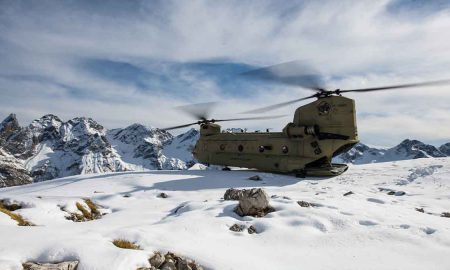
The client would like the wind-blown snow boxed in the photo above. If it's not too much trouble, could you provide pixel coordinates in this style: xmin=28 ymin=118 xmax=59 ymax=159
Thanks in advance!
xmin=0 ymin=158 xmax=449 ymax=270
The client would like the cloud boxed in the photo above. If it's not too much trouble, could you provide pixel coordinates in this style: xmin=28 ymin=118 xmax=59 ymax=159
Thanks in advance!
xmin=0 ymin=0 xmax=450 ymax=146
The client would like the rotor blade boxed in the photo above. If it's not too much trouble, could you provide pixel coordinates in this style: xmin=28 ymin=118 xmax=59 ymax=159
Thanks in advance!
xmin=175 ymin=102 xmax=217 ymax=120
xmin=161 ymin=122 xmax=199 ymax=131
xmin=241 ymin=94 xmax=318 ymax=114
xmin=214 ymin=115 xmax=288 ymax=122
xmin=340 ymin=79 xmax=450 ymax=93
xmin=240 ymin=60 xmax=325 ymax=90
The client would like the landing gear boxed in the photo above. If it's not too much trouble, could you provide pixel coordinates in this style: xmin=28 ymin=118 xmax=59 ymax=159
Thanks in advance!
xmin=295 ymin=170 xmax=306 ymax=178
xmin=304 ymin=163 xmax=348 ymax=177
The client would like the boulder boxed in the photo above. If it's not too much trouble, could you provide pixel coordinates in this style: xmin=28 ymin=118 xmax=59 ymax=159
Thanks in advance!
xmin=234 ymin=188 xmax=275 ymax=217
xmin=224 ymin=188 xmax=244 ymax=200
xmin=158 ymin=192 xmax=168 ymax=198
xmin=160 ymin=259 xmax=176 ymax=270
xmin=229 ymin=224 xmax=245 ymax=232
xmin=248 ymin=175 xmax=262 ymax=181
xmin=297 ymin=201 xmax=311 ymax=207
xmin=147 ymin=252 xmax=203 ymax=270
xmin=22 ymin=261 xmax=78 ymax=270
xmin=247 ymin=225 xmax=257 ymax=234
xmin=149 ymin=252 xmax=165 ymax=268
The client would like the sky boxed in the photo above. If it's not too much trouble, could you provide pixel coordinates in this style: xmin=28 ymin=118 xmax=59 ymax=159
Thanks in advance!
xmin=1 ymin=0 xmax=450 ymax=147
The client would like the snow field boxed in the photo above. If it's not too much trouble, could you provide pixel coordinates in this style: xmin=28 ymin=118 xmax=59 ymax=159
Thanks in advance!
xmin=0 ymin=158 xmax=449 ymax=270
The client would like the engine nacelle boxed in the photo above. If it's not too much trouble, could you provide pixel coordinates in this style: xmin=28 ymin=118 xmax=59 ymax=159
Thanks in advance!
xmin=282 ymin=123 xmax=318 ymax=138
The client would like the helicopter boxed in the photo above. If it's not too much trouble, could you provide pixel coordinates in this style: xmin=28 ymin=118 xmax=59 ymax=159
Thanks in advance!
xmin=163 ymin=61 xmax=450 ymax=177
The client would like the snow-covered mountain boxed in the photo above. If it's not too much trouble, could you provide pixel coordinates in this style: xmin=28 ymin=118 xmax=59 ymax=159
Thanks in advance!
xmin=0 ymin=148 xmax=32 ymax=188
xmin=334 ymin=140 xmax=448 ymax=164
xmin=0 ymin=114 xmax=198 ymax=186
xmin=0 ymin=113 xmax=448 ymax=187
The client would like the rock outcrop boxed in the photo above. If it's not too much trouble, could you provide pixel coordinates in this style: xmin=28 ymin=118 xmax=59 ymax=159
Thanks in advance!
xmin=334 ymin=140 xmax=448 ymax=164
xmin=22 ymin=261 xmax=79 ymax=270
xmin=232 ymin=188 xmax=275 ymax=217
xmin=0 ymin=148 xmax=32 ymax=187
xmin=439 ymin=143 xmax=450 ymax=156
xmin=0 ymin=114 xmax=198 ymax=187
xmin=139 ymin=252 xmax=203 ymax=270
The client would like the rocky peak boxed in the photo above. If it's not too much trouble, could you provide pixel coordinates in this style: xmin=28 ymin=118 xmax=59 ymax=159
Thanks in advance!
xmin=0 ymin=147 xmax=32 ymax=187
xmin=0 ymin=113 xmax=19 ymax=131
xmin=0 ymin=114 xmax=21 ymax=145
xmin=176 ymin=128 xmax=199 ymax=143
xmin=30 ymin=114 xmax=62 ymax=130
xmin=334 ymin=139 xmax=448 ymax=164
xmin=439 ymin=143 xmax=450 ymax=156
xmin=109 ymin=124 xmax=172 ymax=146
xmin=394 ymin=139 xmax=445 ymax=158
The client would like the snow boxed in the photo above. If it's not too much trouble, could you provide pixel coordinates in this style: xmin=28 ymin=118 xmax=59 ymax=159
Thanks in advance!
xmin=161 ymin=128 xmax=198 ymax=163
xmin=0 ymin=158 xmax=449 ymax=270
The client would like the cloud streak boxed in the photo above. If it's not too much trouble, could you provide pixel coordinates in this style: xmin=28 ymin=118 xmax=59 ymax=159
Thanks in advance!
xmin=0 ymin=0 xmax=450 ymax=146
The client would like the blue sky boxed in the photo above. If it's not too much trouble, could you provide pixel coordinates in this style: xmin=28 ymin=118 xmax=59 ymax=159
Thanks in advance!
xmin=1 ymin=0 xmax=450 ymax=146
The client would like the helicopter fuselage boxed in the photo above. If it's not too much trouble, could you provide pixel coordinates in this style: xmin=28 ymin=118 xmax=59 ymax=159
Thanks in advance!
xmin=192 ymin=95 xmax=359 ymax=176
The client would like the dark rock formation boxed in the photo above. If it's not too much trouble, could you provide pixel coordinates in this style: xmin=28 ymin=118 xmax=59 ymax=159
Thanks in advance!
xmin=234 ymin=188 xmax=275 ymax=217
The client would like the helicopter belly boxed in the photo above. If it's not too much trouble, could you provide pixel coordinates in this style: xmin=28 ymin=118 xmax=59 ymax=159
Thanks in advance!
xmin=193 ymin=133 xmax=337 ymax=173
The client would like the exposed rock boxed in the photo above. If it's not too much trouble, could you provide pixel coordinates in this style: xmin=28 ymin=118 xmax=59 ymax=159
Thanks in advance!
xmin=176 ymin=260 xmax=193 ymax=270
xmin=247 ymin=225 xmax=257 ymax=234
xmin=229 ymin=224 xmax=245 ymax=232
xmin=148 ymin=252 xmax=203 ymax=270
xmin=0 ymin=148 xmax=32 ymax=187
xmin=224 ymin=188 xmax=244 ymax=200
xmin=160 ymin=259 xmax=176 ymax=270
xmin=149 ymin=252 xmax=165 ymax=268
xmin=0 ymin=114 xmax=198 ymax=187
xmin=334 ymin=139 xmax=447 ymax=164
xmin=0 ymin=199 xmax=22 ymax=211
xmin=234 ymin=188 xmax=275 ymax=217
xmin=0 ymin=114 xmax=21 ymax=146
xmin=441 ymin=212 xmax=450 ymax=218
xmin=158 ymin=192 xmax=168 ymax=199
xmin=22 ymin=261 xmax=78 ymax=270
xmin=415 ymin=208 xmax=425 ymax=213
xmin=297 ymin=201 xmax=311 ymax=207
xmin=248 ymin=175 xmax=262 ymax=181
xmin=387 ymin=191 xmax=396 ymax=195
xmin=395 ymin=191 xmax=406 ymax=196
xmin=439 ymin=142 xmax=450 ymax=156
xmin=343 ymin=191 xmax=354 ymax=196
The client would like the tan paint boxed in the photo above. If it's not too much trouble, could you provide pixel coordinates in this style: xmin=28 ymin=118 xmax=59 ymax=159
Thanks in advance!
xmin=193 ymin=96 xmax=358 ymax=176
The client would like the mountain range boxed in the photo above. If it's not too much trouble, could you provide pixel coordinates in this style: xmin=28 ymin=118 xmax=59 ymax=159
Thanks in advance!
xmin=0 ymin=113 xmax=449 ymax=187
xmin=0 ymin=114 xmax=198 ymax=187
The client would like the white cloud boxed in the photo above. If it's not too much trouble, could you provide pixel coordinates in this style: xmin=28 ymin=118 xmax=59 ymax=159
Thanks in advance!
xmin=0 ymin=0 xmax=450 ymax=145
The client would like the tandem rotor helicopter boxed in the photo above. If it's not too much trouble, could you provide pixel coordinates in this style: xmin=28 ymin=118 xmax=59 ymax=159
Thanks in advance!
xmin=163 ymin=61 xmax=450 ymax=177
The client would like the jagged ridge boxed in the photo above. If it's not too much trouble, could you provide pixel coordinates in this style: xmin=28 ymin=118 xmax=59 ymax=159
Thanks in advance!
xmin=334 ymin=139 xmax=448 ymax=164
xmin=0 ymin=114 xmax=199 ymax=186
xmin=0 ymin=113 xmax=448 ymax=187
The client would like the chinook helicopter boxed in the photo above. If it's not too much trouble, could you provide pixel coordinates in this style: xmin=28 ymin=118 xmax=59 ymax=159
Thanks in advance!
xmin=163 ymin=61 xmax=450 ymax=177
